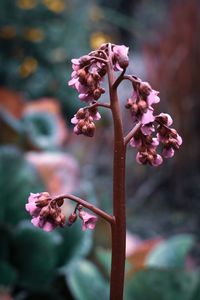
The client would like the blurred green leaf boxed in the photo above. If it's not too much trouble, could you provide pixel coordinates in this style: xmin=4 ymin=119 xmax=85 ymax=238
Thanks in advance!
xmin=96 ymin=248 xmax=111 ymax=276
xmin=0 ymin=146 xmax=45 ymax=225
xmin=145 ymin=234 xmax=195 ymax=268
xmin=57 ymin=221 xmax=92 ymax=271
xmin=66 ymin=260 xmax=109 ymax=300
xmin=11 ymin=223 xmax=60 ymax=290
xmin=125 ymin=269 xmax=199 ymax=300
xmin=0 ymin=260 xmax=17 ymax=287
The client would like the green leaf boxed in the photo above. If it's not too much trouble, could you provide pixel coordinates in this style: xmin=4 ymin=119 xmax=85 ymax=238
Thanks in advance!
xmin=125 ymin=269 xmax=199 ymax=300
xmin=96 ymin=248 xmax=111 ymax=276
xmin=0 ymin=260 xmax=17 ymax=287
xmin=57 ymin=221 xmax=92 ymax=271
xmin=145 ymin=234 xmax=195 ymax=268
xmin=66 ymin=260 xmax=109 ymax=300
xmin=11 ymin=223 xmax=60 ymax=290
xmin=0 ymin=146 xmax=45 ymax=225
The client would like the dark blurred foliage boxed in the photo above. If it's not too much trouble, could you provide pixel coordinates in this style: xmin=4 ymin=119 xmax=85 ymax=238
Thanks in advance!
xmin=1 ymin=0 xmax=200 ymax=299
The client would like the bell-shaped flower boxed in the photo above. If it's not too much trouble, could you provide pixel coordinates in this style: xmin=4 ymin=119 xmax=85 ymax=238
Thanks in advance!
xmin=79 ymin=210 xmax=98 ymax=231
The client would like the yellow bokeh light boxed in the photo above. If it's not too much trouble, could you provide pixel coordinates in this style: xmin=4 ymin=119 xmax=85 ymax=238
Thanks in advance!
xmin=0 ymin=26 xmax=16 ymax=39
xmin=16 ymin=0 xmax=38 ymax=9
xmin=19 ymin=57 xmax=38 ymax=78
xmin=42 ymin=0 xmax=66 ymax=13
xmin=90 ymin=32 xmax=111 ymax=50
xmin=24 ymin=28 xmax=44 ymax=42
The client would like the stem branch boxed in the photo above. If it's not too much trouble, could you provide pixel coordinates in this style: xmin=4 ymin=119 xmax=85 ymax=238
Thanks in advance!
xmin=53 ymin=194 xmax=115 ymax=225
xmin=124 ymin=122 xmax=141 ymax=146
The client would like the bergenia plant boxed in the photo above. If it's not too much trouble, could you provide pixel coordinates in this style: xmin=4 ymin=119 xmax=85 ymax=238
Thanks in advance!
xmin=26 ymin=43 xmax=182 ymax=300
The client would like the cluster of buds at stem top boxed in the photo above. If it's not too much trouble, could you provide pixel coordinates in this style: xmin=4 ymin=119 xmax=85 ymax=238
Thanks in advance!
xmin=26 ymin=193 xmax=98 ymax=232
xmin=68 ymin=205 xmax=98 ymax=231
xmin=71 ymin=105 xmax=101 ymax=137
xmin=68 ymin=43 xmax=129 ymax=136
xmin=68 ymin=43 xmax=129 ymax=103
xmin=126 ymin=81 xmax=182 ymax=166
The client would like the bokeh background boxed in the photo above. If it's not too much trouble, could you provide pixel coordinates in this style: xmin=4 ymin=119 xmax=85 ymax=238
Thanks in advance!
xmin=0 ymin=0 xmax=200 ymax=299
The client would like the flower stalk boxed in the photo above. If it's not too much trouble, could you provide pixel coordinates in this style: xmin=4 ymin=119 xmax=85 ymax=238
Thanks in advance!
xmin=26 ymin=42 xmax=182 ymax=300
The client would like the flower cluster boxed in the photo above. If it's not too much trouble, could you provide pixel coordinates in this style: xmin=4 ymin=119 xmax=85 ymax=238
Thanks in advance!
xmin=26 ymin=193 xmax=98 ymax=232
xmin=71 ymin=106 xmax=101 ymax=137
xmin=25 ymin=192 xmax=66 ymax=232
xmin=68 ymin=205 xmax=98 ymax=231
xmin=68 ymin=44 xmax=129 ymax=103
xmin=68 ymin=55 xmax=106 ymax=102
xmin=126 ymin=81 xmax=182 ymax=166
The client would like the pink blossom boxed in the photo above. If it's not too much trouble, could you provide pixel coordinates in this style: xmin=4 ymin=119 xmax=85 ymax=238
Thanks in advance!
xmin=147 ymin=90 xmax=160 ymax=106
xmin=71 ymin=58 xmax=81 ymax=71
xmin=68 ymin=53 xmax=107 ymax=103
xmin=141 ymin=109 xmax=155 ymax=125
xmin=26 ymin=192 xmax=49 ymax=217
xmin=79 ymin=210 xmax=98 ymax=231
xmin=162 ymin=147 xmax=175 ymax=158
xmin=26 ymin=192 xmax=66 ymax=231
xmin=141 ymin=123 xmax=155 ymax=135
xmin=156 ymin=113 xmax=173 ymax=126
xmin=25 ymin=193 xmax=39 ymax=216
xmin=113 ymin=45 xmax=129 ymax=71
xmin=31 ymin=216 xmax=56 ymax=232
xmin=136 ymin=151 xmax=163 ymax=167
xmin=130 ymin=136 xmax=142 ymax=148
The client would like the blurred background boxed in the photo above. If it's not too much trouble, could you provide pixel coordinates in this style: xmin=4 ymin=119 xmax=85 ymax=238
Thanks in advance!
xmin=0 ymin=0 xmax=200 ymax=299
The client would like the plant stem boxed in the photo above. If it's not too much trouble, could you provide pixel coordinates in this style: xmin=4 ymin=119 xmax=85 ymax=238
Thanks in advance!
xmin=53 ymin=194 xmax=115 ymax=225
xmin=107 ymin=59 xmax=126 ymax=300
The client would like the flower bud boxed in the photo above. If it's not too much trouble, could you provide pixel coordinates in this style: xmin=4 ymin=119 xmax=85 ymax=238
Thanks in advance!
xmin=77 ymin=69 xmax=87 ymax=79
xmin=125 ymin=98 xmax=133 ymax=109
xmin=56 ymin=198 xmax=64 ymax=207
xmin=138 ymin=100 xmax=147 ymax=111
xmin=68 ymin=212 xmax=77 ymax=226
xmin=139 ymin=82 xmax=151 ymax=97
xmin=86 ymin=123 xmax=95 ymax=137
xmin=93 ymin=89 xmax=101 ymax=100
xmin=87 ymin=75 xmax=95 ymax=87
xmin=79 ymin=55 xmax=91 ymax=65
xmin=77 ymin=119 xmax=86 ymax=129
xmin=131 ymin=103 xmax=138 ymax=114
xmin=76 ymin=108 xmax=86 ymax=119
xmin=40 ymin=206 xmax=50 ymax=217
xmin=118 ymin=56 xmax=129 ymax=69
xmin=35 ymin=192 xmax=51 ymax=207
xmin=81 ymin=125 xmax=88 ymax=133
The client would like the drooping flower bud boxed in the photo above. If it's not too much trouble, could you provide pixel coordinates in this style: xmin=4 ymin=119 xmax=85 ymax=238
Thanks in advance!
xmin=68 ymin=212 xmax=77 ymax=226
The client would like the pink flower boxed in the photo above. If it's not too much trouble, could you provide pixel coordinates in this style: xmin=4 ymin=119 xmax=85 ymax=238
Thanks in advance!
xmin=79 ymin=210 xmax=98 ymax=231
xmin=31 ymin=216 xmax=56 ymax=232
xmin=26 ymin=192 xmax=50 ymax=217
xmin=141 ymin=123 xmax=155 ymax=135
xmin=25 ymin=192 xmax=66 ymax=231
xmin=147 ymin=90 xmax=160 ymax=106
xmin=113 ymin=45 xmax=129 ymax=71
xmin=141 ymin=109 xmax=155 ymax=125
xmin=68 ymin=53 xmax=106 ymax=103
xmin=136 ymin=151 xmax=163 ymax=167
xmin=71 ymin=106 xmax=101 ymax=137
xmin=156 ymin=113 xmax=173 ymax=126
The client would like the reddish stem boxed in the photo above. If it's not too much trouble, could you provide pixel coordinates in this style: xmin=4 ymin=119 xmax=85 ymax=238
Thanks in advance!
xmin=124 ymin=122 xmax=141 ymax=146
xmin=53 ymin=194 xmax=115 ymax=225
xmin=107 ymin=49 xmax=126 ymax=300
